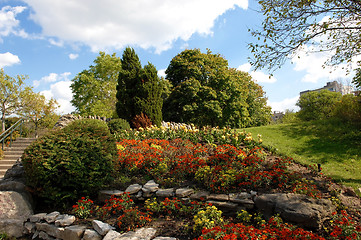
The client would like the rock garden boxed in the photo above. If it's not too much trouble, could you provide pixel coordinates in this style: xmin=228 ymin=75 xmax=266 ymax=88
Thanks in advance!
xmin=0 ymin=116 xmax=360 ymax=239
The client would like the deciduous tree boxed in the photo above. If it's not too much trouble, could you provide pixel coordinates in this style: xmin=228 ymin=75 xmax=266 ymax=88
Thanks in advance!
xmin=21 ymin=89 xmax=59 ymax=137
xmin=71 ymin=52 xmax=121 ymax=117
xmin=250 ymin=0 xmax=361 ymax=72
xmin=164 ymin=49 xmax=271 ymax=128
xmin=296 ymin=90 xmax=342 ymax=121
xmin=0 ymin=68 xmax=28 ymax=132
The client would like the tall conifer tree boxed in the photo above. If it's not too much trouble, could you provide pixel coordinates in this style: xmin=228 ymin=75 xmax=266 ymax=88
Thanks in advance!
xmin=139 ymin=63 xmax=163 ymax=126
xmin=116 ymin=48 xmax=163 ymax=126
xmin=116 ymin=47 xmax=142 ymax=122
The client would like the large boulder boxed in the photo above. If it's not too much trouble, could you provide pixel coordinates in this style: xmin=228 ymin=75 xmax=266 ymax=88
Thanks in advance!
xmin=254 ymin=193 xmax=336 ymax=229
xmin=0 ymin=191 xmax=34 ymax=237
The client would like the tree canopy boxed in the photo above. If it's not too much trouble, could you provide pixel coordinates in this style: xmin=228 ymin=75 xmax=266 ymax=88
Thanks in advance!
xmin=21 ymin=89 xmax=59 ymax=137
xmin=250 ymin=0 xmax=361 ymax=72
xmin=296 ymin=90 xmax=342 ymax=121
xmin=164 ymin=49 xmax=271 ymax=128
xmin=70 ymin=52 xmax=122 ymax=117
xmin=0 ymin=68 xmax=29 ymax=132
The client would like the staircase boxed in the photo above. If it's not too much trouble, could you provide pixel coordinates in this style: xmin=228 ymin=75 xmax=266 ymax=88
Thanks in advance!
xmin=0 ymin=138 xmax=37 ymax=179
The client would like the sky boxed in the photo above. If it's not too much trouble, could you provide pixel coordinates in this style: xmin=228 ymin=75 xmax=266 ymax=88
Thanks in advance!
xmin=0 ymin=0 xmax=358 ymax=115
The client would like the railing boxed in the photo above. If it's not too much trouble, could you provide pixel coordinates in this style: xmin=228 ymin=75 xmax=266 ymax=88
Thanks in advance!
xmin=0 ymin=119 xmax=25 ymax=150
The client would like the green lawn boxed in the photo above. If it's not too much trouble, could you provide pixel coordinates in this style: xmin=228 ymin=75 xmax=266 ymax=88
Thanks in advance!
xmin=242 ymin=119 xmax=361 ymax=192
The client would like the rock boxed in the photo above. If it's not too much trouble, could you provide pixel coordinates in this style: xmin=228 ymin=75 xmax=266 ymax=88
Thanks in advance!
xmin=103 ymin=230 xmax=121 ymax=240
xmin=125 ymin=184 xmax=142 ymax=195
xmin=32 ymin=230 xmax=39 ymax=239
xmin=0 ymin=191 xmax=33 ymax=220
xmin=206 ymin=200 xmax=239 ymax=210
xmin=24 ymin=221 xmax=36 ymax=234
xmin=116 ymin=228 xmax=157 ymax=240
xmin=143 ymin=180 xmax=159 ymax=192
xmin=156 ymin=188 xmax=174 ymax=197
xmin=134 ymin=228 xmax=157 ymax=240
xmin=343 ymin=186 xmax=358 ymax=197
xmin=44 ymin=211 xmax=60 ymax=223
xmin=0 ymin=180 xmax=27 ymax=192
xmin=136 ymin=190 xmax=142 ymax=199
xmin=0 ymin=218 xmax=25 ymax=238
xmin=250 ymin=190 xmax=257 ymax=199
xmin=55 ymin=214 xmax=76 ymax=226
xmin=142 ymin=188 xmax=153 ymax=198
xmin=82 ymin=229 xmax=102 ymax=240
xmin=153 ymin=238 xmax=178 ymax=240
xmin=234 ymin=199 xmax=254 ymax=209
xmin=35 ymin=222 xmax=65 ymax=238
xmin=92 ymin=220 xmax=115 ymax=236
xmin=175 ymin=188 xmax=194 ymax=197
xmin=98 ymin=190 xmax=124 ymax=202
xmin=207 ymin=194 xmax=229 ymax=201
xmin=29 ymin=213 xmax=47 ymax=223
xmin=63 ymin=225 xmax=87 ymax=240
xmin=190 ymin=191 xmax=210 ymax=200
xmin=254 ymin=193 xmax=336 ymax=229
xmin=117 ymin=231 xmax=137 ymax=240
xmin=3 ymin=162 xmax=24 ymax=180
xmin=229 ymin=192 xmax=251 ymax=202
xmin=38 ymin=231 xmax=55 ymax=240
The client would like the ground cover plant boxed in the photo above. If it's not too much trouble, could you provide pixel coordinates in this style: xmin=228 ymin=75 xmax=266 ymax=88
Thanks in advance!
xmin=243 ymin=119 xmax=361 ymax=192
xmin=68 ymin=123 xmax=360 ymax=239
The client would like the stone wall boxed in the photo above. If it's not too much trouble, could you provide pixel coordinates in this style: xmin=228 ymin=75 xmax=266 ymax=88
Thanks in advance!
xmin=53 ymin=114 xmax=111 ymax=129
xmin=0 ymin=170 xmax=338 ymax=239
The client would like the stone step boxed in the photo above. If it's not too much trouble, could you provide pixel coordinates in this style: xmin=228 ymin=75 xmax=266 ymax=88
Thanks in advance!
xmin=2 ymin=155 xmax=21 ymax=160
xmin=0 ymin=160 xmax=17 ymax=165
xmin=0 ymin=169 xmax=7 ymax=178
xmin=0 ymin=164 xmax=13 ymax=170
xmin=0 ymin=137 xmax=37 ymax=179
xmin=4 ymin=150 xmax=24 ymax=155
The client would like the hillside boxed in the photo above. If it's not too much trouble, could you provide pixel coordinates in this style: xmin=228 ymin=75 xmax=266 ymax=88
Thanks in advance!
xmin=243 ymin=119 xmax=361 ymax=193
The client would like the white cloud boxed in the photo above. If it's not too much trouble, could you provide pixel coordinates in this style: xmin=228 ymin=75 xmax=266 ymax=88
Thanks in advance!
xmin=40 ymin=80 xmax=75 ymax=114
xmin=49 ymin=38 xmax=64 ymax=47
xmin=68 ymin=53 xmax=79 ymax=60
xmin=268 ymin=96 xmax=300 ymax=112
xmin=292 ymin=15 xmax=361 ymax=84
xmin=0 ymin=52 xmax=21 ymax=68
xmin=0 ymin=6 xmax=28 ymax=40
xmin=23 ymin=0 xmax=248 ymax=53
xmin=158 ymin=69 xmax=166 ymax=78
xmin=33 ymin=72 xmax=71 ymax=87
xmin=291 ymin=45 xmax=359 ymax=83
xmin=35 ymin=72 xmax=74 ymax=114
xmin=237 ymin=63 xmax=277 ymax=83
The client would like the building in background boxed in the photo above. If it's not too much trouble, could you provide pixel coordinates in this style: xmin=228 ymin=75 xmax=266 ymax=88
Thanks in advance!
xmin=300 ymin=81 xmax=354 ymax=96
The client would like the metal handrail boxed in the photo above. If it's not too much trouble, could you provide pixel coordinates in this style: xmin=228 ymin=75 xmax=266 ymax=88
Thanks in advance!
xmin=0 ymin=118 xmax=25 ymax=150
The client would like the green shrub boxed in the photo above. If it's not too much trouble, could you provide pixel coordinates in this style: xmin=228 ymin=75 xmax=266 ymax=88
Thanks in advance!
xmin=333 ymin=94 xmax=361 ymax=125
xmin=107 ymin=118 xmax=131 ymax=134
xmin=22 ymin=119 xmax=117 ymax=208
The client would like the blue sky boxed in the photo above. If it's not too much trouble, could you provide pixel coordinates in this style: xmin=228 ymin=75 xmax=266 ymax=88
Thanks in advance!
xmin=0 ymin=0 xmax=358 ymax=114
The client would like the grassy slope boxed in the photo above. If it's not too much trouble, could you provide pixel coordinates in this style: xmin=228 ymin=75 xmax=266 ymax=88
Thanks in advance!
xmin=242 ymin=119 xmax=361 ymax=192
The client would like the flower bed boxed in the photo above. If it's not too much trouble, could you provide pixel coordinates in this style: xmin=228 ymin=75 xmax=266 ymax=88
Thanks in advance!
xmin=72 ymin=125 xmax=361 ymax=239
xmin=116 ymin=138 xmax=321 ymax=197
